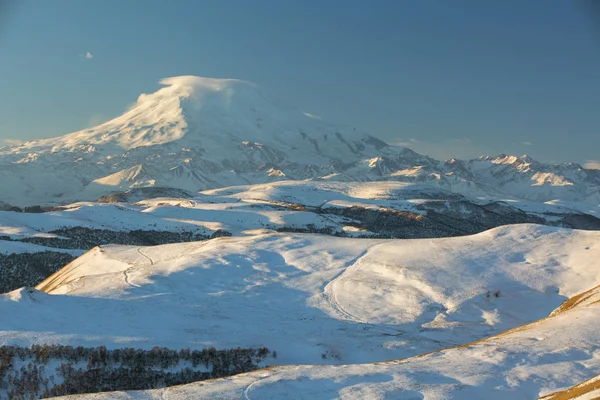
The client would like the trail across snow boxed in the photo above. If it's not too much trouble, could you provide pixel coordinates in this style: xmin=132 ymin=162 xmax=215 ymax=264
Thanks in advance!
xmin=2 ymin=224 xmax=600 ymax=399
xmin=322 ymin=249 xmax=371 ymax=324
xmin=0 ymin=224 xmax=595 ymax=365
xmin=62 ymin=295 xmax=600 ymax=400
xmin=122 ymin=267 xmax=139 ymax=289
xmin=136 ymin=247 xmax=155 ymax=266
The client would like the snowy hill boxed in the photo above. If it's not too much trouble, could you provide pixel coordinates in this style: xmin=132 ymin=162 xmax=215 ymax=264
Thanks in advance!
xmin=1 ymin=224 xmax=600 ymax=397
xmin=2 ymin=179 xmax=600 ymax=295
xmin=61 ymin=284 xmax=600 ymax=399
xmin=1 ymin=225 xmax=598 ymax=360
xmin=0 ymin=76 xmax=599 ymax=206
xmin=2 ymin=180 xmax=599 ymax=254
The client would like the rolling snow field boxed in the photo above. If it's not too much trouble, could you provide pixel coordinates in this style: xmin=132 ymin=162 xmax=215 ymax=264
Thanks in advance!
xmin=1 ymin=224 xmax=599 ymax=398
xmin=57 ymin=291 xmax=600 ymax=399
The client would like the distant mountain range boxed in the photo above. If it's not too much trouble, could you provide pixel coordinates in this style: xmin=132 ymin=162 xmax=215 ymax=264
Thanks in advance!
xmin=1 ymin=75 xmax=599 ymax=206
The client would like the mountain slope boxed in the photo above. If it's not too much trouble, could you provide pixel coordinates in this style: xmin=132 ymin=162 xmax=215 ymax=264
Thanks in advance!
xmin=5 ymin=180 xmax=599 ymax=297
xmin=0 ymin=225 xmax=596 ymax=364
xmin=540 ymin=375 xmax=600 ymax=400
xmin=59 ymin=285 xmax=600 ymax=399
xmin=8 ymin=77 xmax=397 ymax=163
xmin=1 ymin=76 xmax=599 ymax=206
xmin=0 ymin=76 xmax=415 ymax=205
xmin=448 ymin=155 xmax=600 ymax=205
xmin=12 ymin=224 xmax=598 ymax=399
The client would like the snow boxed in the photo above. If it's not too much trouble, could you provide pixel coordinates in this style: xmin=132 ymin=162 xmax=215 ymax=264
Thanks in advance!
xmin=58 ymin=298 xmax=600 ymax=399
xmin=0 ymin=76 xmax=598 ymax=207
xmin=541 ymin=375 xmax=600 ymax=400
xmin=545 ymin=200 xmax=600 ymax=217
xmin=0 ymin=184 xmax=598 ymax=399
xmin=0 ymin=196 xmax=357 ymax=241
xmin=0 ymin=179 xmax=597 ymax=254
xmin=0 ymin=74 xmax=598 ymax=398
xmin=0 ymin=203 xmax=213 ymax=239
xmin=201 ymin=180 xmax=446 ymax=206
xmin=37 ymin=224 xmax=600 ymax=400
xmin=0 ymin=181 xmax=465 ymax=243
xmin=0 ymin=225 xmax=597 ymax=368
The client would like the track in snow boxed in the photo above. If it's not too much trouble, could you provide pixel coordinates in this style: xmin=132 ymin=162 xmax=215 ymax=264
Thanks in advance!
xmin=122 ymin=267 xmax=140 ymax=288
xmin=122 ymin=248 xmax=155 ymax=288
xmin=242 ymin=378 xmax=260 ymax=400
xmin=322 ymin=248 xmax=372 ymax=323
xmin=136 ymin=247 xmax=155 ymax=265
xmin=321 ymin=244 xmax=404 ymax=337
xmin=242 ymin=371 xmax=286 ymax=400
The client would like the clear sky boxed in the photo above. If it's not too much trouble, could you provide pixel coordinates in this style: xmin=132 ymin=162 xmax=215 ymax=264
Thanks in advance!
xmin=0 ymin=0 xmax=599 ymax=165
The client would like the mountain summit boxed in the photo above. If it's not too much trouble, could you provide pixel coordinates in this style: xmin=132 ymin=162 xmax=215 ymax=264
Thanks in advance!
xmin=0 ymin=76 xmax=599 ymax=206
xmin=7 ymin=76 xmax=392 ymax=159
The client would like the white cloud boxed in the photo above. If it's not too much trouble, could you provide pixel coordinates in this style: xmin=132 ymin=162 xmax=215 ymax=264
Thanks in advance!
xmin=302 ymin=112 xmax=322 ymax=120
xmin=392 ymin=138 xmax=420 ymax=146
xmin=79 ymin=51 xmax=93 ymax=59
xmin=2 ymin=138 xmax=22 ymax=145
xmin=584 ymin=160 xmax=600 ymax=170
xmin=517 ymin=141 xmax=533 ymax=146
xmin=86 ymin=114 xmax=108 ymax=128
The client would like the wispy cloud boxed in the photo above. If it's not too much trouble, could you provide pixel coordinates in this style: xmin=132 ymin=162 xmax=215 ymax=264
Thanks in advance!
xmin=86 ymin=114 xmax=108 ymax=128
xmin=1 ymin=138 xmax=22 ymax=146
xmin=392 ymin=138 xmax=420 ymax=146
xmin=79 ymin=51 xmax=93 ymax=59
xmin=584 ymin=160 xmax=600 ymax=170
xmin=514 ymin=141 xmax=533 ymax=146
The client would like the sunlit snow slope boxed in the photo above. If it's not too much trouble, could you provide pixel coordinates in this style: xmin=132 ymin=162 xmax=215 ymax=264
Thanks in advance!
xmin=1 ymin=76 xmax=599 ymax=206
xmin=60 ymin=288 xmax=600 ymax=400
xmin=36 ymin=224 xmax=600 ymax=400
xmin=0 ymin=225 xmax=596 ymax=367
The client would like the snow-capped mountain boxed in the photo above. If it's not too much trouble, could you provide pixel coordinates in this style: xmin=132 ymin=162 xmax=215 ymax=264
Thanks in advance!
xmin=446 ymin=155 xmax=600 ymax=204
xmin=3 ymin=76 xmax=600 ymax=399
xmin=0 ymin=75 xmax=599 ymax=206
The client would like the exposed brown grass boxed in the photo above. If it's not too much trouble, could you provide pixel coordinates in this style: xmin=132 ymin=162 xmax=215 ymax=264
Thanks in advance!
xmin=539 ymin=375 xmax=600 ymax=400
xmin=551 ymin=285 xmax=600 ymax=316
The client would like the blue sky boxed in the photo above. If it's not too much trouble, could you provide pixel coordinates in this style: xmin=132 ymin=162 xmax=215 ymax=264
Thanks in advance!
xmin=0 ymin=0 xmax=599 ymax=165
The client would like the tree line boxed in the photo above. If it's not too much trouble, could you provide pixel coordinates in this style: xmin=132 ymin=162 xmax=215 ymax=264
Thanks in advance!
xmin=0 ymin=344 xmax=272 ymax=399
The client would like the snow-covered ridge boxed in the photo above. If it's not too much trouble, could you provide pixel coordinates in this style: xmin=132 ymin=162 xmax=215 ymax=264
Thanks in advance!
xmin=7 ymin=224 xmax=600 ymax=399
xmin=1 ymin=225 xmax=596 ymax=358
xmin=5 ymin=179 xmax=599 ymax=298
xmin=2 ymin=75 xmax=391 ymax=161
xmin=0 ymin=75 xmax=598 ymax=206
xmin=2 ymin=180 xmax=598 ymax=251
xmin=540 ymin=375 xmax=600 ymax=400
xmin=7 ymin=76 xmax=261 ymax=152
